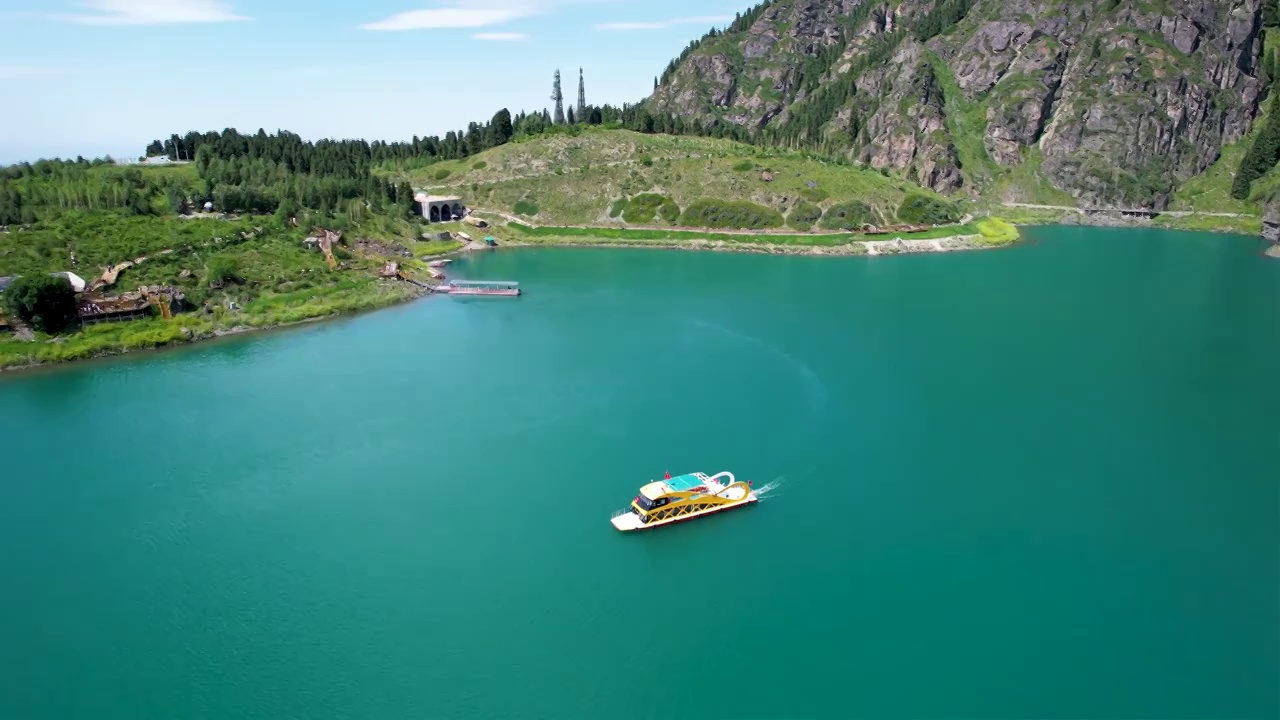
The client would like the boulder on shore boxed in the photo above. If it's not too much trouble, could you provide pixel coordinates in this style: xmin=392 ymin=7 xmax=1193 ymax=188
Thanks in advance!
xmin=1263 ymin=196 xmax=1280 ymax=246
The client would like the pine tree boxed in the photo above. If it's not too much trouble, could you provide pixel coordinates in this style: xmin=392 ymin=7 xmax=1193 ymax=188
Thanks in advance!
xmin=397 ymin=181 xmax=415 ymax=217
xmin=1232 ymin=85 xmax=1280 ymax=199
xmin=567 ymin=106 xmax=576 ymax=125
xmin=577 ymin=68 xmax=587 ymax=119
xmin=491 ymin=108 xmax=513 ymax=145
xmin=654 ymin=76 xmax=659 ymax=91
xmin=551 ymin=69 xmax=566 ymax=124
xmin=1266 ymin=0 xmax=1280 ymax=28
xmin=1263 ymin=51 xmax=1275 ymax=99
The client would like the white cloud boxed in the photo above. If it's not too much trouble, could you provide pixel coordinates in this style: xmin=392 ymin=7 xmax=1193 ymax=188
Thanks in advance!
xmin=595 ymin=15 xmax=732 ymax=31
xmin=57 ymin=0 xmax=249 ymax=25
xmin=471 ymin=32 xmax=529 ymax=41
xmin=361 ymin=3 xmax=535 ymax=31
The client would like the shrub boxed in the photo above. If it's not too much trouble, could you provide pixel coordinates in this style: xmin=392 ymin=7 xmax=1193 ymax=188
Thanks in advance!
xmin=608 ymin=198 xmax=626 ymax=218
xmin=733 ymin=160 xmax=754 ymax=172
xmin=2 ymin=274 xmax=78 ymax=333
xmin=639 ymin=155 xmax=654 ymax=167
xmin=678 ymin=199 xmax=783 ymax=229
xmin=514 ymin=200 xmax=539 ymax=216
xmin=976 ymin=217 xmax=1019 ymax=246
xmin=786 ymin=201 xmax=823 ymax=230
xmin=819 ymin=200 xmax=877 ymax=230
xmin=472 ymin=161 xmax=488 ymax=170
xmin=622 ymin=194 xmax=679 ymax=224
xmin=433 ymin=168 xmax=451 ymax=180
xmin=896 ymin=193 xmax=962 ymax=225
xmin=206 ymin=255 xmax=243 ymax=288
xmin=657 ymin=198 xmax=680 ymax=223
xmin=799 ymin=187 xmax=828 ymax=203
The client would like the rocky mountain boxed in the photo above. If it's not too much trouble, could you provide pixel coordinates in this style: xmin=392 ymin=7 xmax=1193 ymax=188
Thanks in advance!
xmin=647 ymin=0 xmax=1264 ymax=207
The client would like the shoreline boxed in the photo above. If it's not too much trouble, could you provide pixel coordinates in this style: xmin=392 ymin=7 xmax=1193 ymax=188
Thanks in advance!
xmin=10 ymin=217 xmax=1264 ymax=377
xmin=501 ymin=233 xmax=994 ymax=255
xmin=0 ymin=227 xmax=1008 ymax=376
xmin=0 ymin=229 xmax=997 ymax=376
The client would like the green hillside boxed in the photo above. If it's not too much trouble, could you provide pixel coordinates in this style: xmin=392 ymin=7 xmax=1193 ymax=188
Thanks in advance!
xmin=386 ymin=129 xmax=953 ymax=227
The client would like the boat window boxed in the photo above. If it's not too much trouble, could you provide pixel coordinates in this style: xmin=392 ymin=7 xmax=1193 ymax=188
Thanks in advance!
xmin=634 ymin=495 xmax=656 ymax=511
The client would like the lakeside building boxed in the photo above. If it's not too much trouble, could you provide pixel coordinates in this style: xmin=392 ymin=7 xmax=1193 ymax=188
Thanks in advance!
xmin=414 ymin=193 xmax=464 ymax=223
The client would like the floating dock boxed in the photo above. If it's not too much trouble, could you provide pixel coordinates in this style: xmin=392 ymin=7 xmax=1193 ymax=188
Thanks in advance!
xmin=438 ymin=280 xmax=520 ymax=297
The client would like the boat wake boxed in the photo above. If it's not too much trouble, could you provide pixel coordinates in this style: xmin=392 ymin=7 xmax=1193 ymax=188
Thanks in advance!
xmin=752 ymin=476 xmax=789 ymax=502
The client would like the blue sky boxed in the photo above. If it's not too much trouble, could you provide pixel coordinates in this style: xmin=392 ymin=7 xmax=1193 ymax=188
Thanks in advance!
xmin=0 ymin=0 xmax=741 ymax=163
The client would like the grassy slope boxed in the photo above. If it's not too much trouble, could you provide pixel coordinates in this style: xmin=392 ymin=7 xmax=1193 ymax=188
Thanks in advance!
xmin=0 ymin=208 xmax=455 ymax=369
xmin=386 ymin=129 xmax=940 ymax=226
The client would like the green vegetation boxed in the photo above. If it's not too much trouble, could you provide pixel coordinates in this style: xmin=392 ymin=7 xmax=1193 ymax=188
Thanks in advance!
xmin=975 ymin=217 xmax=1020 ymax=246
xmin=507 ymin=218 xmax=982 ymax=246
xmin=434 ymin=168 xmax=452 ymax=180
xmin=929 ymin=50 xmax=998 ymax=191
xmin=786 ymin=201 xmax=823 ymax=230
xmin=1232 ymin=86 xmax=1280 ymax=199
xmin=819 ymin=200 xmax=877 ymax=230
xmin=733 ymin=161 xmax=755 ymax=172
xmin=679 ymin=198 xmax=783 ymax=229
xmin=0 ymin=160 xmax=199 ymax=224
xmin=508 ymin=220 xmax=848 ymax=245
xmin=1153 ymin=214 xmax=1263 ymax=235
xmin=514 ymin=199 xmax=539 ymax=216
xmin=393 ymin=129 xmax=934 ymax=227
xmin=621 ymin=193 xmax=680 ymax=223
xmin=0 ymin=126 xmax=477 ymax=369
xmin=472 ymin=161 xmax=488 ymax=170
xmin=608 ymin=198 xmax=626 ymax=218
xmin=0 ymin=317 xmax=206 ymax=368
xmin=799 ymin=187 xmax=829 ymax=203
xmin=897 ymin=193 xmax=963 ymax=224
xmin=3 ymin=275 xmax=78 ymax=332
xmin=1170 ymin=111 xmax=1267 ymax=214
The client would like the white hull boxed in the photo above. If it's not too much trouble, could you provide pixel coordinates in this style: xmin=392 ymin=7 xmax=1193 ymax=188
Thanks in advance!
xmin=611 ymin=484 xmax=757 ymax=531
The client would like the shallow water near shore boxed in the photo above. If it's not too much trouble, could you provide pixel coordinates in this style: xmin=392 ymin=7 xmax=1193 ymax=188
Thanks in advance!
xmin=1 ymin=226 xmax=1277 ymax=719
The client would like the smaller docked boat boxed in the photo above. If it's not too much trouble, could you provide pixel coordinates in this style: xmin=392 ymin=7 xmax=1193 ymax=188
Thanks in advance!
xmin=611 ymin=471 xmax=756 ymax=531
xmin=438 ymin=280 xmax=520 ymax=296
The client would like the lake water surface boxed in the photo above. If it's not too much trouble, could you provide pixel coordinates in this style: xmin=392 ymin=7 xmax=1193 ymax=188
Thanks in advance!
xmin=1 ymin=226 xmax=1277 ymax=718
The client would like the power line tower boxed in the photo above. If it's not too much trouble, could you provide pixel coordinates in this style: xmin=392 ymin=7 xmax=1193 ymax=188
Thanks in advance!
xmin=551 ymin=69 xmax=566 ymax=125
xmin=577 ymin=68 xmax=587 ymax=119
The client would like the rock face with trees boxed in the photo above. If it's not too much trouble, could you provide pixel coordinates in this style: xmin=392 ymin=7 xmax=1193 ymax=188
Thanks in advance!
xmin=647 ymin=0 xmax=1268 ymax=207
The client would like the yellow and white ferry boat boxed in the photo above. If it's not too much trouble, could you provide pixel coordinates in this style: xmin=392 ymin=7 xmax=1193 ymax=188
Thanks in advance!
xmin=611 ymin=471 xmax=757 ymax=531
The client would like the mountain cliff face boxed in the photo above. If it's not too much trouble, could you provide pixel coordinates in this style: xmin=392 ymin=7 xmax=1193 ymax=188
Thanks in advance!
xmin=648 ymin=0 xmax=1264 ymax=206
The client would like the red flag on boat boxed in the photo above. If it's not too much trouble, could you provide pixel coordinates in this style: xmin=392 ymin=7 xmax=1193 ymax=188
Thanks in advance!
xmin=664 ymin=471 xmax=671 ymax=479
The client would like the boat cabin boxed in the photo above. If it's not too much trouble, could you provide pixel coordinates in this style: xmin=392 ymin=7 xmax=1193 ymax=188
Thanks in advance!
xmin=632 ymin=474 xmax=710 ymax=516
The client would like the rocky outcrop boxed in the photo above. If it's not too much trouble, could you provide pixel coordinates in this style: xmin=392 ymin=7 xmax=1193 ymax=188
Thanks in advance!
xmin=646 ymin=0 xmax=1265 ymax=206
xmin=1263 ymin=197 xmax=1280 ymax=244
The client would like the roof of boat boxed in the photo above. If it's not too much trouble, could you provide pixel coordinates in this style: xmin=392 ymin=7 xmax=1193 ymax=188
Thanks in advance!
xmin=665 ymin=473 xmax=705 ymax=491
xmin=639 ymin=481 xmax=671 ymax=500
xmin=640 ymin=473 xmax=704 ymax=499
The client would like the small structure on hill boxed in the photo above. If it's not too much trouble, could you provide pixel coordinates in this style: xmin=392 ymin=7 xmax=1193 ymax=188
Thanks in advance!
xmin=415 ymin=193 xmax=464 ymax=223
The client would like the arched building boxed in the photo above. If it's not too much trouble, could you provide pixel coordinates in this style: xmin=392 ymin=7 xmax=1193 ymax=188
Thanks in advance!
xmin=414 ymin=193 xmax=464 ymax=223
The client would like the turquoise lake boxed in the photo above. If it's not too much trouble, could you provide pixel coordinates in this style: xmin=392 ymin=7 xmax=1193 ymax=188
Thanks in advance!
xmin=1 ymin=226 xmax=1277 ymax=718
